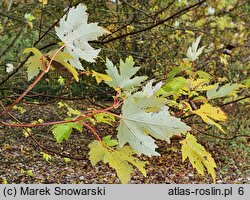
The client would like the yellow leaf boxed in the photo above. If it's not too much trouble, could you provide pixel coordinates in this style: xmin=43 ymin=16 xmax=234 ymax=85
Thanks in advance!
xmin=88 ymin=141 xmax=147 ymax=183
xmin=197 ymin=84 xmax=217 ymax=91
xmin=188 ymin=78 xmax=209 ymax=90
xmin=48 ymin=51 xmax=79 ymax=82
xmin=38 ymin=0 xmax=48 ymax=5
xmin=185 ymin=30 xmax=195 ymax=36
xmin=192 ymin=103 xmax=227 ymax=132
xmin=2 ymin=178 xmax=8 ymax=184
xmin=180 ymin=133 xmax=217 ymax=183
xmin=220 ymin=54 xmax=230 ymax=66
xmin=92 ymin=70 xmax=112 ymax=84
xmin=23 ymin=128 xmax=31 ymax=138
xmin=23 ymin=48 xmax=44 ymax=81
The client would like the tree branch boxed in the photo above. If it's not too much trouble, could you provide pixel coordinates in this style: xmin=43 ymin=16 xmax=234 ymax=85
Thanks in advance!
xmin=93 ymin=0 xmax=206 ymax=44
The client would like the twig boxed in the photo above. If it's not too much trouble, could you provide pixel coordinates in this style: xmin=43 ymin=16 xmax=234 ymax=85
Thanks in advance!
xmin=0 ymin=101 xmax=87 ymax=160
xmin=38 ymin=3 xmax=44 ymax=39
xmin=0 ymin=70 xmax=47 ymax=116
xmin=202 ymin=132 xmax=249 ymax=141
xmin=0 ymin=4 xmax=72 ymax=86
xmin=120 ymin=0 xmax=153 ymax=19
xmin=0 ymin=103 xmax=117 ymax=128
xmin=93 ymin=0 xmax=206 ymax=44
xmin=181 ymin=95 xmax=250 ymax=120
xmin=83 ymin=123 xmax=101 ymax=141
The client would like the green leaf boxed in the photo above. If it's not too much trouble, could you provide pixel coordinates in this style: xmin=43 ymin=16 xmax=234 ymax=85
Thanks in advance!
xmin=23 ymin=48 xmax=44 ymax=81
xmin=56 ymin=102 xmax=81 ymax=117
xmin=133 ymin=80 xmax=166 ymax=111
xmin=103 ymin=135 xmax=118 ymax=147
xmin=206 ymin=83 xmax=243 ymax=100
xmin=26 ymin=170 xmax=34 ymax=177
xmin=180 ymin=133 xmax=217 ymax=183
xmin=105 ymin=56 xmax=147 ymax=91
xmin=161 ymin=77 xmax=188 ymax=99
xmin=195 ymin=70 xmax=212 ymax=81
xmin=167 ymin=65 xmax=191 ymax=81
xmin=2 ymin=178 xmax=8 ymax=184
xmin=241 ymin=78 xmax=250 ymax=88
xmin=58 ymin=76 xmax=65 ymax=85
xmin=51 ymin=122 xmax=83 ymax=143
xmin=66 ymin=107 xmax=81 ymax=117
xmin=117 ymin=96 xmax=191 ymax=156
xmin=88 ymin=141 xmax=147 ymax=184
xmin=94 ymin=113 xmax=115 ymax=125
xmin=134 ymin=80 xmax=163 ymax=98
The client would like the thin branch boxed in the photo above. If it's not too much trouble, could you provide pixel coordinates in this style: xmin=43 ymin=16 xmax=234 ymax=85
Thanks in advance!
xmin=181 ymin=95 xmax=250 ymax=120
xmin=0 ymin=12 xmax=56 ymax=38
xmin=0 ymin=70 xmax=47 ymax=116
xmin=0 ymin=104 xmax=116 ymax=128
xmin=202 ymin=132 xmax=249 ymax=141
xmin=83 ymin=123 xmax=101 ymax=141
xmin=94 ymin=0 xmax=176 ymax=42
xmin=120 ymin=0 xmax=153 ymax=19
xmin=38 ymin=4 xmax=44 ymax=39
xmin=0 ymin=4 xmax=72 ymax=86
xmin=220 ymin=95 xmax=250 ymax=107
xmin=0 ymin=101 xmax=87 ymax=160
xmin=0 ymin=43 xmax=66 ymax=117
xmin=93 ymin=0 xmax=206 ymax=44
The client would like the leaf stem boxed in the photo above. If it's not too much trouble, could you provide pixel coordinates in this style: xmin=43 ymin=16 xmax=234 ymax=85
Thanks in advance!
xmin=83 ymin=123 xmax=101 ymax=141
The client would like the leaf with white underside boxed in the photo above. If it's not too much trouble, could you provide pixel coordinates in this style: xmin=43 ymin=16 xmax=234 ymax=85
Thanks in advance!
xmin=117 ymin=95 xmax=191 ymax=156
xmin=206 ymin=83 xmax=243 ymax=100
xmin=186 ymin=35 xmax=205 ymax=61
xmin=105 ymin=56 xmax=147 ymax=91
xmin=133 ymin=80 xmax=166 ymax=112
xmin=180 ymin=133 xmax=217 ymax=183
xmin=55 ymin=4 xmax=109 ymax=69
xmin=88 ymin=140 xmax=147 ymax=184
xmin=23 ymin=48 xmax=43 ymax=81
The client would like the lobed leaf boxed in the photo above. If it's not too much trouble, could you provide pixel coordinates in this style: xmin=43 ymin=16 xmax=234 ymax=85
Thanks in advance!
xmin=55 ymin=4 xmax=109 ymax=69
xmin=23 ymin=47 xmax=44 ymax=81
xmin=206 ymin=83 xmax=243 ymax=100
xmin=105 ymin=56 xmax=147 ymax=91
xmin=103 ymin=135 xmax=118 ymax=147
xmin=189 ymin=103 xmax=227 ymax=132
xmin=118 ymin=96 xmax=191 ymax=156
xmin=51 ymin=122 xmax=83 ymax=143
xmin=88 ymin=140 xmax=147 ymax=183
xmin=180 ymin=133 xmax=217 ymax=183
